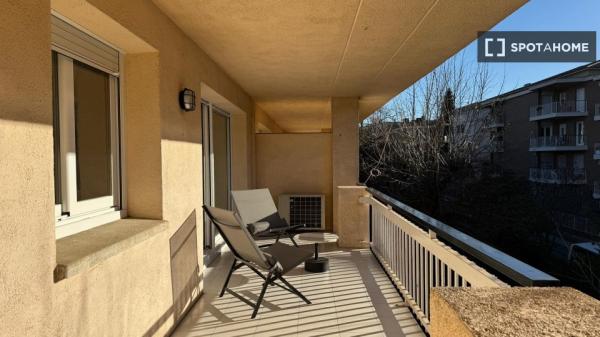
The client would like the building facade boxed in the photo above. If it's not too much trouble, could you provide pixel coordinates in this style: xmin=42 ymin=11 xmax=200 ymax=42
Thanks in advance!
xmin=478 ymin=62 xmax=600 ymax=242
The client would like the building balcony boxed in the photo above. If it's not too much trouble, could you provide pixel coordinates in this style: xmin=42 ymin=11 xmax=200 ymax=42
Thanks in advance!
xmin=529 ymin=135 xmax=587 ymax=151
xmin=173 ymin=188 xmax=567 ymax=337
xmin=594 ymin=143 xmax=600 ymax=160
xmin=486 ymin=114 xmax=504 ymax=128
xmin=529 ymin=100 xmax=588 ymax=121
xmin=529 ymin=167 xmax=587 ymax=184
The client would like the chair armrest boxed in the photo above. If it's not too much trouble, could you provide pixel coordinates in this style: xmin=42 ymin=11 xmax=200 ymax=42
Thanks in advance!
xmin=269 ymin=223 xmax=305 ymax=233
xmin=248 ymin=221 xmax=270 ymax=235
xmin=268 ymin=226 xmax=289 ymax=233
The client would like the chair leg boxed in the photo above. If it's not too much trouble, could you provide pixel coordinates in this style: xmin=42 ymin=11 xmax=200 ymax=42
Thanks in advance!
xmin=220 ymin=259 xmax=238 ymax=297
xmin=252 ymin=271 xmax=272 ymax=319
xmin=278 ymin=275 xmax=311 ymax=304
xmin=287 ymin=232 xmax=299 ymax=247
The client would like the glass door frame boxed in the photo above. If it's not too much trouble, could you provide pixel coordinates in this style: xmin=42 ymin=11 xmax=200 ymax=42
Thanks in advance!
xmin=201 ymin=100 xmax=232 ymax=265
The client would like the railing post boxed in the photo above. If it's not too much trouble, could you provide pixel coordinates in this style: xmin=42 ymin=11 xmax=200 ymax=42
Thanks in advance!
xmin=369 ymin=205 xmax=372 ymax=243
xmin=428 ymin=230 xmax=437 ymax=239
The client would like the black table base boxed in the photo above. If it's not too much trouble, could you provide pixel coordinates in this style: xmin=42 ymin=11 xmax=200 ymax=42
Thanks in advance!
xmin=304 ymin=242 xmax=329 ymax=273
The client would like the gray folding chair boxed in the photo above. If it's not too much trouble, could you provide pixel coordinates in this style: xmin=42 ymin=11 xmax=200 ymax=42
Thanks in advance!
xmin=203 ymin=205 xmax=313 ymax=318
xmin=231 ymin=188 xmax=303 ymax=246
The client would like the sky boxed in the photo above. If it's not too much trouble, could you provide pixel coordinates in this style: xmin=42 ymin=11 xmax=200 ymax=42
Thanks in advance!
xmin=385 ymin=0 xmax=600 ymax=111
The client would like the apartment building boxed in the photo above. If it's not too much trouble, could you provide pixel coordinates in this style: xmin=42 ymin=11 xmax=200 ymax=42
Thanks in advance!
xmin=477 ymin=61 xmax=600 ymax=241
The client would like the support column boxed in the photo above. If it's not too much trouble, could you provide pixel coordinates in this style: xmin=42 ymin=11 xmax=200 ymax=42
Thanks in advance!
xmin=331 ymin=97 xmax=359 ymax=234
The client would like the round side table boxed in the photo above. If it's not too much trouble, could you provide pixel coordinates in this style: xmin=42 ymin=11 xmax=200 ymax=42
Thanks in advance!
xmin=293 ymin=232 xmax=339 ymax=273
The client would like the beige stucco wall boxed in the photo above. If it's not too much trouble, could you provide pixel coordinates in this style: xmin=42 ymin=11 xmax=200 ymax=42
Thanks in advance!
xmin=124 ymin=53 xmax=163 ymax=219
xmin=336 ymin=186 xmax=370 ymax=248
xmin=255 ymin=133 xmax=333 ymax=230
xmin=52 ymin=230 xmax=174 ymax=336
xmin=331 ymin=97 xmax=360 ymax=233
xmin=0 ymin=2 xmax=55 ymax=337
xmin=231 ymin=112 xmax=250 ymax=190
xmin=0 ymin=0 xmax=254 ymax=336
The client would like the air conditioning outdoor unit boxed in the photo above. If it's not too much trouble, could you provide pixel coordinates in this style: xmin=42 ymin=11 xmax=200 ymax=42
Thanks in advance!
xmin=278 ymin=194 xmax=325 ymax=230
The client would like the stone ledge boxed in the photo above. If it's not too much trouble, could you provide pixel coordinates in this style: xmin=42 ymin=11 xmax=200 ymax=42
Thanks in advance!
xmin=54 ymin=218 xmax=168 ymax=282
xmin=430 ymin=287 xmax=600 ymax=337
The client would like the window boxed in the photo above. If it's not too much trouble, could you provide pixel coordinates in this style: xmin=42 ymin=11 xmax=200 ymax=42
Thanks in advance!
xmin=51 ymin=16 xmax=123 ymax=238
xmin=576 ymin=121 xmax=585 ymax=146
xmin=559 ymin=123 xmax=567 ymax=145
xmin=559 ymin=91 xmax=567 ymax=104
xmin=576 ymin=88 xmax=585 ymax=112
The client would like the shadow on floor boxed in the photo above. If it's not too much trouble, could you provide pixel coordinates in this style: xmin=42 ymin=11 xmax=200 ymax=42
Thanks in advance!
xmin=170 ymin=240 xmax=425 ymax=337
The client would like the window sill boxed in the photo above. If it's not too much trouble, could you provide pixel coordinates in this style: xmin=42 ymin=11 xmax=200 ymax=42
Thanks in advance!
xmin=54 ymin=218 xmax=168 ymax=282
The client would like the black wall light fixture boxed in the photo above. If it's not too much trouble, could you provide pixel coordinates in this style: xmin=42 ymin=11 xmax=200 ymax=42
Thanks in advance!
xmin=179 ymin=88 xmax=196 ymax=111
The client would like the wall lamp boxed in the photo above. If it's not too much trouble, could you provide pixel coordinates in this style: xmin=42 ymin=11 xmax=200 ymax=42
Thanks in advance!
xmin=179 ymin=88 xmax=196 ymax=111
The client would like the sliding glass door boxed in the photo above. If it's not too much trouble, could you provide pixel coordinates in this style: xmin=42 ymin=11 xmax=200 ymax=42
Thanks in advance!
xmin=202 ymin=101 xmax=231 ymax=264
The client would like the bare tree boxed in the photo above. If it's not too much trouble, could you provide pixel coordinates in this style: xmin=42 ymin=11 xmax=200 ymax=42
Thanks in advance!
xmin=360 ymin=51 xmax=505 ymax=211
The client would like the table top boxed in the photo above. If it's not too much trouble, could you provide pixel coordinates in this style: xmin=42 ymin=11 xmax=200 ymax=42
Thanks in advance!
xmin=294 ymin=232 xmax=339 ymax=243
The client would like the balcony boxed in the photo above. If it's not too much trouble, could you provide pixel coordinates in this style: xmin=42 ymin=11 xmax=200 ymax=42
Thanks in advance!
xmin=529 ymin=100 xmax=588 ymax=121
xmin=173 ymin=188 xmax=561 ymax=337
xmin=594 ymin=143 xmax=600 ymax=160
xmin=486 ymin=113 xmax=504 ymax=128
xmin=529 ymin=135 xmax=587 ymax=151
xmin=529 ymin=167 xmax=587 ymax=184
xmin=173 ymin=243 xmax=426 ymax=337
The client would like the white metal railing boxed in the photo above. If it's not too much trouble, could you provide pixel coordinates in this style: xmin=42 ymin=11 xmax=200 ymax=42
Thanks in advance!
xmin=529 ymin=100 xmax=587 ymax=118
xmin=529 ymin=135 xmax=586 ymax=148
xmin=529 ymin=167 xmax=586 ymax=184
xmin=362 ymin=194 xmax=507 ymax=330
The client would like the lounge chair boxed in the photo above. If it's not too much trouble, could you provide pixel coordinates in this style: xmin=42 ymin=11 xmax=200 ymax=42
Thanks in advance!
xmin=203 ymin=205 xmax=313 ymax=318
xmin=231 ymin=188 xmax=304 ymax=246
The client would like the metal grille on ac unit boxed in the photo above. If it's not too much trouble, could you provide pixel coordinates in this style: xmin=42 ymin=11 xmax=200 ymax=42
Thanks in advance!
xmin=278 ymin=194 xmax=325 ymax=229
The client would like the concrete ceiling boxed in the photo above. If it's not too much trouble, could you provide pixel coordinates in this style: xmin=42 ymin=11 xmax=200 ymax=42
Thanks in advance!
xmin=154 ymin=0 xmax=526 ymax=132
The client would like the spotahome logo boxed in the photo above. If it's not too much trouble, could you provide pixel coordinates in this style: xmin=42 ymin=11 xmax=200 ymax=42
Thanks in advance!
xmin=478 ymin=31 xmax=596 ymax=62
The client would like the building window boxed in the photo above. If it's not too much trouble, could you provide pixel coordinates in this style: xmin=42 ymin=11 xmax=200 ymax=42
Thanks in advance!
xmin=51 ymin=19 xmax=123 ymax=238
xmin=559 ymin=91 xmax=567 ymax=104
xmin=53 ymin=51 xmax=122 ymax=236
xmin=576 ymin=121 xmax=585 ymax=146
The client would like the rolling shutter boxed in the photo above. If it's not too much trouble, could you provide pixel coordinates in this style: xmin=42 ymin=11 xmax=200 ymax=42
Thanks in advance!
xmin=51 ymin=15 xmax=119 ymax=74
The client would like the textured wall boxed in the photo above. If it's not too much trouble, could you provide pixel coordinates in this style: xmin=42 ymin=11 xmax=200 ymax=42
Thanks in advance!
xmin=0 ymin=2 xmax=54 ymax=337
xmin=124 ymin=53 xmax=163 ymax=219
xmin=429 ymin=290 xmax=474 ymax=337
xmin=331 ymin=97 xmax=359 ymax=233
xmin=336 ymin=186 xmax=370 ymax=248
xmin=255 ymin=133 xmax=333 ymax=230
xmin=430 ymin=287 xmax=600 ymax=337
xmin=231 ymin=112 xmax=250 ymax=190
xmin=1 ymin=0 xmax=253 ymax=336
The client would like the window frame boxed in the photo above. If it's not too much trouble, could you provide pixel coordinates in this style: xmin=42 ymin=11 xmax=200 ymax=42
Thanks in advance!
xmin=576 ymin=121 xmax=585 ymax=146
xmin=51 ymin=21 xmax=126 ymax=239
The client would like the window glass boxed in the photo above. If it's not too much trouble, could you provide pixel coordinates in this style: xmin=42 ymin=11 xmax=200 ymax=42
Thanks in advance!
xmin=73 ymin=60 xmax=113 ymax=201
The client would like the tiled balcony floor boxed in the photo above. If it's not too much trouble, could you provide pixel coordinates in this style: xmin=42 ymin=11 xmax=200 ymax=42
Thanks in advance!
xmin=172 ymin=241 xmax=425 ymax=337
